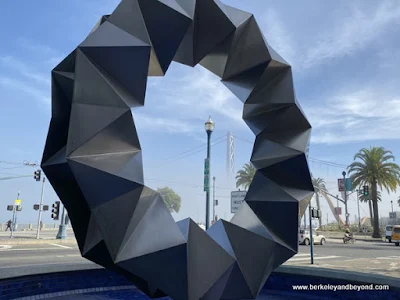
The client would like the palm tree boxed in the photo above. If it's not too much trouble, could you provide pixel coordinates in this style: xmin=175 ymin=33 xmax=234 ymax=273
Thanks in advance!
xmin=358 ymin=189 xmax=382 ymax=226
xmin=312 ymin=176 xmax=326 ymax=229
xmin=347 ymin=147 xmax=400 ymax=238
xmin=235 ymin=162 xmax=256 ymax=191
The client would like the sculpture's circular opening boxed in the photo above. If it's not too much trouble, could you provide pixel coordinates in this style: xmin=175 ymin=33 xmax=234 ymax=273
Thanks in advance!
xmin=41 ymin=0 xmax=314 ymax=299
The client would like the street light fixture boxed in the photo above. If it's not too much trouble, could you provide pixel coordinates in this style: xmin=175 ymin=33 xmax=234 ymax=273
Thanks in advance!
xmin=205 ymin=116 xmax=214 ymax=230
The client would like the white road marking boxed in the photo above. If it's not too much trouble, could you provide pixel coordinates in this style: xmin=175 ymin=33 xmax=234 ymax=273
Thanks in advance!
xmin=49 ymin=243 xmax=71 ymax=249
xmin=0 ymin=247 xmax=62 ymax=251
xmin=376 ymin=256 xmax=400 ymax=260
xmin=288 ymin=255 xmax=341 ymax=262
xmin=292 ymin=253 xmax=310 ymax=257
xmin=0 ymin=245 xmax=12 ymax=250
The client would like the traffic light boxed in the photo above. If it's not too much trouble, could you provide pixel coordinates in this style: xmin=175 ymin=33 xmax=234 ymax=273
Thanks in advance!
xmin=34 ymin=170 xmax=41 ymax=181
xmin=363 ymin=185 xmax=369 ymax=196
xmin=51 ymin=201 xmax=60 ymax=220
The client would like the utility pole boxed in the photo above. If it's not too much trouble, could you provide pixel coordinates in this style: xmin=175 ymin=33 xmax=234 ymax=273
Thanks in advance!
xmin=36 ymin=177 xmax=46 ymax=239
xmin=336 ymin=194 xmax=340 ymax=229
xmin=309 ymin=204 xmax=314 ymax=264
xmin=342 ymin=171 xmax=349 ymax=226
xmin=212 ymin=176 xmax=216 ymax=224
xmin=357 ymin=190 xmax=361 ymax=232
xmin=204 ymin=117 xmax=214 ymax=230
xmin=13 ymin=191 xmax=20 ymax=232
xmin=56 ymin=204 xmax=67 ymax=239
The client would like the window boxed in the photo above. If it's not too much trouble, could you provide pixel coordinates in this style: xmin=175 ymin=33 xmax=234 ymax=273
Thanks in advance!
xmin=393 ymin=227 xmax=400 ymax=234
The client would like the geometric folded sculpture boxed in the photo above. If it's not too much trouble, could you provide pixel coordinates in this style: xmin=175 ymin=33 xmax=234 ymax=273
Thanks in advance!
xmin=41 ymin=0 xmax=314 ymax=299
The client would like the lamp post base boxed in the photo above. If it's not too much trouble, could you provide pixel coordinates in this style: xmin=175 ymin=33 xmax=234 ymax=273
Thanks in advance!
xmin=56 ymin=225 xmax=67 ymax=239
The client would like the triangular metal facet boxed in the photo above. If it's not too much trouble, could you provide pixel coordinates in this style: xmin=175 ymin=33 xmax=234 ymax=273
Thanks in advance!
xmin=138 ymin=0 xmax=191 ymax=73
xmin=69 ymin=110 xmax=141 ymax=157
xmin=222 ymin=62 xmax=268 ymax=103
xmin=40 ymin=161 xmax=90 ymax=253
xmin=186 ymin=219 xmax=235 ymax=300
xmin=193 ymin=0 xmax=235 ymax=65
xmin=73 ymin=50 xmax=136 ymax=108
xmin=247 ymin=200 xmax=299 ymax=253
xmin=68 ymin=158 xmax=143 ymax=209
xmin=83 ymin=213 xmax=103 ymax=256
xmin=53 ymin=49 xmax=76 ymax=73
xmin=251 ymin=137 xmax=303 ymax=169
xmin=118 ymin=244 xmax=189 ymax=300
xmin=223 ymin=16 xmax=271 ymax=79
xmin=223 ymin=4 xmax=252 ymax=27
xmin=221 ymin=221 xmax=276 ymax=298
xmin=66 ymin=102 xmax=128 ymax=156
xmin=80 ymin=21 xmax=149 ymax=48
xmin=116 ymin=196 xmax=186 ymax=262
xmin=173 ymin=23 xmax=195 ymax=66
xmin=175 ymin=0 xmax=196 ymax=19
xmin=199 ymin=33 xmax=234 ymax=78
xmin=107 ymin=0 xmax=150 ymax=44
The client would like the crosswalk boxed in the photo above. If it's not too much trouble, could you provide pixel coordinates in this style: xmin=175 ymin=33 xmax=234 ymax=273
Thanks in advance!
xmin=286 ymin=253 xmax=342 ymax=263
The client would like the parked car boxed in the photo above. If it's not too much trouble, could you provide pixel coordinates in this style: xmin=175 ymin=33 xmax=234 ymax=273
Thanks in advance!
xmin=391 ymin=225 xmax=400 ymax=246
xmin=385 ymin=225 xmax=393 ymax=243
xmin=298 ymin=229 xmax=326 ymax=245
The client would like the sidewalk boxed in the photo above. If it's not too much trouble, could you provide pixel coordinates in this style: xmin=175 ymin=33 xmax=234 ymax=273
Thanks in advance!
xmin=0 ymin=229 xmax=76 ymax=245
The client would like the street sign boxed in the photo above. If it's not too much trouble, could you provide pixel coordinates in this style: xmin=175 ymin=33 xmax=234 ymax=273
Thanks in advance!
xmin=338 ymin=179 xmax=344 ymax=191
xmin=345 ymin=178 xmax=353 ymax=191
xmin=231 ymin=191 xmax=247 ymax=213
xmin=362 ymin=227 xmax=367 ymax=233
xmin=338 ymin=178 xmax=352 ymax=192
xmin=33 ymin=204 xmax=40 ymax=211
xmin=15 ymin=199 xmax=21 ymax=206
xmin=7 ymin=205 xmax=14 ymax=211
xmin=335 ymin=207 xmax=342 ymax=215
xmin=389 ymin=212 xmax=397 ymax=219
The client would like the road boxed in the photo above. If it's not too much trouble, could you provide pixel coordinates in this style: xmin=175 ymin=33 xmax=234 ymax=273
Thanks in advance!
xmin=0 ymin=238 xmax=399 ymax=277
xmin=285 ymin=238 xmax=400 ymax=277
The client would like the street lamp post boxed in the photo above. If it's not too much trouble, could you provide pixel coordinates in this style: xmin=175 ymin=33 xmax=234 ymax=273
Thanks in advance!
xmin=391 ymin=200 xmax=394 ymax=225
xmin=205 ymin=116 xmax=214 ymax=230
xmin=342 ymin=171 xmax=349 ymax=226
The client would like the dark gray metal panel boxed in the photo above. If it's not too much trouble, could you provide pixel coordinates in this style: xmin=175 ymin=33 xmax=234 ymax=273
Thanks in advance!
xmin=42 ymin=0 xmax=314 ymax=299
xmin=116 ymin=196 xmax=186 ymax=262
xmin=107 ymin=0 xmax=150 ymax=44
xmin=138 ymin=0 xmax=191 ymax=74
xmin=69 ymin=110 xmax=141 ymax=157
xmin=223 ymin=16 xmax=271 ymax=80
xmin=186 ymin=219 xmax=235 ymax=300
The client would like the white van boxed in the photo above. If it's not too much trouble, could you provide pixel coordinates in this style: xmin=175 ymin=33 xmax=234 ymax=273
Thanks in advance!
xmin=385 ymin=225 xmax=393 ymax=242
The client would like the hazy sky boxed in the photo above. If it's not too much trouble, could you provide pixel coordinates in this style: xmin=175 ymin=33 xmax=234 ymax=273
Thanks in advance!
xmin=1 ymin=0 xmax=400 ymax=226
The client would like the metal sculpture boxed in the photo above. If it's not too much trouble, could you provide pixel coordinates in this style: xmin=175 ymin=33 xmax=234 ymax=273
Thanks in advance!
xmin=41 ymin=0 xmax=314 ymax=299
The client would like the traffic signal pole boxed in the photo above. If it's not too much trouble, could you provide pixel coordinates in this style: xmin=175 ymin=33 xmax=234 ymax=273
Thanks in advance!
xmin=36 ymin=177 xmax=46 ymax=239
xmin=56 ymin=205 xmax=67 ymax=240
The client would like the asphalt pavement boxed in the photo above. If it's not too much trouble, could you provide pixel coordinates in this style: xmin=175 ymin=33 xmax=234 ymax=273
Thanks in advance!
xmin=285 ymin=238 xmax=400 ymax=278
xmin=0 ymin=237 xmax=399 ymax=278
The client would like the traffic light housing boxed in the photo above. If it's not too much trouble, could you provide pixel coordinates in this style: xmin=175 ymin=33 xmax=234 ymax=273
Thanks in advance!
xmin=363 ymin=185 xmax=369 ymax=196
xmin=34 ymin=170 xmax=41 ymax=181
xmin=51 ymin=201 xmax=60 ymax=220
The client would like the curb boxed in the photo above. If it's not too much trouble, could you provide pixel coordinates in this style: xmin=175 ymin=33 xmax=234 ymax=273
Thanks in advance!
xmin=0 ymin=239 xmax=77 ymax=245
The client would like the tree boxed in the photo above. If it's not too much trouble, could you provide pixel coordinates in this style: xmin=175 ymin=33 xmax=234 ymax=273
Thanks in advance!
xmin=398 ymin=196 xmax=400 ymax=207
xmin=235 ymin=162 xmax=256 ymax=191
xmin=347 ymin=147 xmax=400 ymax=238
xmin=312 ymin=176 xmax=326 ymax=229
xmin=358 ymin=189 xmax=382 ymax=226
xmin=157 ymin=187 xmax=181 ymax=213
